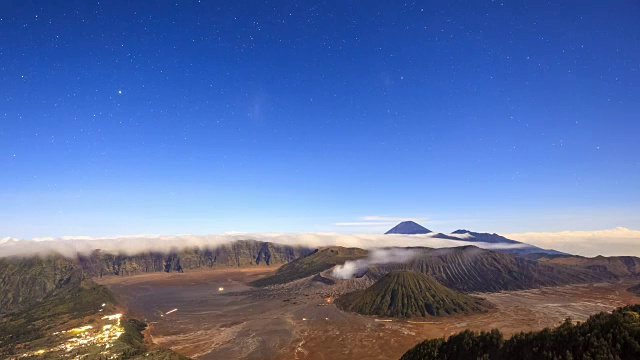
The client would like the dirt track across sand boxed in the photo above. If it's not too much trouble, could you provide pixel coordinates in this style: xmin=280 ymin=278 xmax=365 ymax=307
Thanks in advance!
xmin=97 ymin=268 xmax=640 ymax=360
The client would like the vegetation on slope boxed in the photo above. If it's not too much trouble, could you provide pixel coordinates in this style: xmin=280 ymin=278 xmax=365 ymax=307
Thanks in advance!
xmin=250 ymin=246 xmax=368 ymax=287
xmin=401 ymin=305 xmax=640 ymax=360
xmin=0 ymin=256 xmax=188 ymax=359
xmin=368 ymin=246 xmax=609 ymax=293
xmin=336 ymin=270 xmax=486 ymax=318
xmin=629 ymin=283 xmax=640 ymax=296
xmin=0 ymin=273 xmax=115 ymax=351
xmin=0 ymin=256 xmax=80 ymax=313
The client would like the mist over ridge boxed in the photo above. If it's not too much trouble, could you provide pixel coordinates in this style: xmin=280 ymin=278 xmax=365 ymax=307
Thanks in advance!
xmin=0 ymin=232 xmax=528 ymax=258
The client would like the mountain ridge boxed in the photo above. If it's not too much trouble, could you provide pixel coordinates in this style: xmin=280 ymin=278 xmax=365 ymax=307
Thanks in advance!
xmin=447 ymin=229 xmax=565 ymax=255
xmin=366 ymin=245 xmax=609 ymax=292
xmin=78 ymin=240 xmax=313 ymax=277
xmin=532 ymin=254 xmax=640 ymax=278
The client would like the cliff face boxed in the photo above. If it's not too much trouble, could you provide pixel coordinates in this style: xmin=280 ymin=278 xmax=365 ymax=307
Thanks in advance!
xmin=78 ymin=240 xmax=314 ymax=277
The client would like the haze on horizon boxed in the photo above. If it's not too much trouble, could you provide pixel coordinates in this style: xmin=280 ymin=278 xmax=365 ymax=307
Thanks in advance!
xmin=2 ymin=224 xmax=640 ymax=258
xmin=1 ymin=2 xmax=638 ymax=245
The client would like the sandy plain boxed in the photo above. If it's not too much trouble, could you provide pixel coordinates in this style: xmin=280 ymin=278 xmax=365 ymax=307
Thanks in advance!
xmin=96 ymin=267 xmax=640 ymax=360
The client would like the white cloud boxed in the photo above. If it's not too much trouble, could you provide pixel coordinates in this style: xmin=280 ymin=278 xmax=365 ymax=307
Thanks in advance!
xmin=0 ymin=232 xmax=524 ymax=258
xmin=0 ymin=237 xmax=18 ymax=244
xmin=5 ymin=227 xmax=636 ymax=259
xmin=505 ymin=227 xmax=640 ymax=257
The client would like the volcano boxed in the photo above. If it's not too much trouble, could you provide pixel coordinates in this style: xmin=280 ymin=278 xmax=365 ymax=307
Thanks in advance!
xmin=335 ymin=270 xmax=486 ymax=318
xmin=250 ymin=246 xmax=368 ymax=287
xmin=385 ymin=221 xmax=431 ymax=234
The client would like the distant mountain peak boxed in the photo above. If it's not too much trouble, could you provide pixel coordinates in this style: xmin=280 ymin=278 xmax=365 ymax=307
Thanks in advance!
xmin=452 ymin=229 xmax=501 ymax=236
xmin=385 ymin=221 xmax=432 ymax=235
xmin=452 ymin=229 xmax=471 ymax=234
xmin=450 ymin=230 xmax=516 ymax=243
xmin=448 ymin=229 xmax=567 ymax=256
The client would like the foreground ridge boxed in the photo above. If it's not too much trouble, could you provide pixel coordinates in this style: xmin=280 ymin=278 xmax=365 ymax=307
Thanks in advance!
xmin=401 ymin=304 xmax=640 ymax=360
xmin=0 ymin=256 xmax=189 ymax=359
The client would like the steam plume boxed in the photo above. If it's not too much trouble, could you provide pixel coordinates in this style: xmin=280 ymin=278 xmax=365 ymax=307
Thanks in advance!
xmin=332 ymin=248 xmax=419 ymax=279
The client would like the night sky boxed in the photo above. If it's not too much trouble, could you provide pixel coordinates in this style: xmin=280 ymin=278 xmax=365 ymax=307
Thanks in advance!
xmin=1 ymin=1 xmax=639 ymax=238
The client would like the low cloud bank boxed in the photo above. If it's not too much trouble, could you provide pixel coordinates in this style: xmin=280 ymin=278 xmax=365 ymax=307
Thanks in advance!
xmin=505 ymin=227 xmax=640 ymax=257
xmin=0 ymin=232 xmax=526 ymax=258
xmin=332 ymin=248 xmax=418 ymax=279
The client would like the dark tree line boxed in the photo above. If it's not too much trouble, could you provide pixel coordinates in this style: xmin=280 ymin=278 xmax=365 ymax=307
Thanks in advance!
xmin=401 ymin=305 xmax=640 ymax=360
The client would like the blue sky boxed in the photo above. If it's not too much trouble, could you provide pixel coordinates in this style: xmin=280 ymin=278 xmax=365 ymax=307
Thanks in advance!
xmin=1 ymin=1 xmax=639 ymax=238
